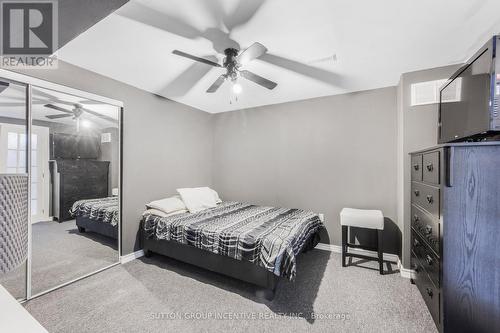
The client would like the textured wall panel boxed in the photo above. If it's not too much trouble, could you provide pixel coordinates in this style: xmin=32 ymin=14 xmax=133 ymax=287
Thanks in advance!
xmin=0 ymin=175 xmax=28 ymax=274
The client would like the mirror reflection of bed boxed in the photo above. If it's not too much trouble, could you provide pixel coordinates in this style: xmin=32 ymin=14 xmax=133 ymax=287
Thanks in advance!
xmin=0 ymin=83 xmax=121 ymax=297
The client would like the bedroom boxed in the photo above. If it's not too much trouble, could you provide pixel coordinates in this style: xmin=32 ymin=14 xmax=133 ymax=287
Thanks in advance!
xmin=0 ymin=1 xmax=499 ymax=332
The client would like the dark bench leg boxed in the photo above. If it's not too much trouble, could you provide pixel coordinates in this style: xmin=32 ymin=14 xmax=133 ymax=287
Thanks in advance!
xmin=342 ymin=226 xmax=347 ymax=267
xmin=377 ymin=229 xmax=383 ymax=275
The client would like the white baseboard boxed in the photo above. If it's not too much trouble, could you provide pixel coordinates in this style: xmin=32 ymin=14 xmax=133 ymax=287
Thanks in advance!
xmin=397 ymin=258 xmax=415 ymax=279
xmin=120 ymin=249 xmax=144 ymax=264
xmin=315 ymin=242 xmax=416 ymax=279
xmin=315 ymin=243 xmax=343 ymax=253
xmin=315 ymin=242 xmax=400 ymax=263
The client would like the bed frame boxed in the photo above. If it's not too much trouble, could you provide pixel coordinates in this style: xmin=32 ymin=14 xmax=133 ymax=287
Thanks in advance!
xmin=76 ymin=216 xmax=118 ymax=240
xmin=141 ymin=226 xmax=321 ymax=300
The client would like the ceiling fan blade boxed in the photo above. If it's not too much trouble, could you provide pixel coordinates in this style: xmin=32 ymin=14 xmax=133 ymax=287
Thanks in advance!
xmin=117 ymin=2 xmax=202 ymax=40
xmin=260 ymin=53 xmax=343 ymax=87
xmin=224 ymin=0 xmax=265 ymax=31
xmin=159 ymin=57 xmax=216 ymax=97
xmin=237 ymin=42 xmax=267 ymax=66
xmin=172 ymin=50 xmax=221 ymax=67
xmin=200 ymin=0 xmax=225 ymax=28
xmin=81 ymin=108 xmax=118 ymax=124
xmin=207 ymin=75 xmax=226 ymax=93
xmin=240 ymin=70 xmax=277 ymax=90
xmin=46 ymin=114 xmax=73 ymax=119
xmin=44 ymin=104 xmax=73 ymax=113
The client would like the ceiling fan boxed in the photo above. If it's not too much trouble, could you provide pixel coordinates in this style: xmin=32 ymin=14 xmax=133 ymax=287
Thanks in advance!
xmin=44 ymin=103 xmax=117 ymax=131
xmin=172 ymin=42 xmax=277 ymax=93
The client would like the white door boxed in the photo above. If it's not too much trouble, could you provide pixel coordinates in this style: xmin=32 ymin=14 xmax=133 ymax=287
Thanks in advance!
xmin=0 ymin=123 xmax=50 ymax=222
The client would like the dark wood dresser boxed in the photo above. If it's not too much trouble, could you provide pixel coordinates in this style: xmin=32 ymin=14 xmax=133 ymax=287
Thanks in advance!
xmin=50 ymin=159 xmax=109 ymax=222
xmin=410 ymin=143 xmax=500 ymax=332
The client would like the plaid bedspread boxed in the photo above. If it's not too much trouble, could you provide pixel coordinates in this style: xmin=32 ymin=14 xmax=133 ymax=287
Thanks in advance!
xmin=142 ymin=201 xmax=323 ymax=279
xmin=69 ymin=197 xmax=119 ymax=226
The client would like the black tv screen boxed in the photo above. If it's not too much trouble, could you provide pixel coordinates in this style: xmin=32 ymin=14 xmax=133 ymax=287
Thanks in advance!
xmin=51 ymin=133 xmax=100 ymax=159
xmin=439 ymin=48 xmax=492 ymax=142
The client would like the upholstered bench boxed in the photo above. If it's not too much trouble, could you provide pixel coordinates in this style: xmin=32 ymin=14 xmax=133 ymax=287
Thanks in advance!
xmin=340 ymin=208 xmax=384 ymax=274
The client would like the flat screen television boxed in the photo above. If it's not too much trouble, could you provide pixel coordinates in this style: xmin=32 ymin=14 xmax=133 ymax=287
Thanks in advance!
xmin=438 ymin=36 xmax=500 ymax=143
xmin=50 ymin=133 xmax=100 ymax=159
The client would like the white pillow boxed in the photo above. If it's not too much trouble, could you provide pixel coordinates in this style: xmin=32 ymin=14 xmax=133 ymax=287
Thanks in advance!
xmin=142 ymin=208 xmax=187 ymax=218
xmin=177 ymin=187 xmax=217 ymax=213
xmin=146 ymin=195 xmax=187 ymax=214
xmin=211 ymin=188 xmax=222 ymax=204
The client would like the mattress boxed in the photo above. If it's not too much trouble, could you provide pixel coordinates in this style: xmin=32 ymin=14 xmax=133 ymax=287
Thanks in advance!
xmin=69 ymin=197 xmax=119 ymax=226
xmin=142 ymin=201 xmax=324 ymax=279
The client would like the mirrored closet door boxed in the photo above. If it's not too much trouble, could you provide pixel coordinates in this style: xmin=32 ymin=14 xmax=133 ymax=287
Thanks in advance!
xmin=0 ymin=79 xmax=29 ymax=300
xmin=0 ymin=72 xmax=122 ymax=300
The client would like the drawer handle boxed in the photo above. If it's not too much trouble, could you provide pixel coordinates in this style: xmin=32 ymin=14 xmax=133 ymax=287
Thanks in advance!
xmin=413 ymin=215 xmax=420 ymax=222
xmin=426 ymin=288 xmax=433 ymax=298
xmin=426 ymin=164 xmax=434 ymax=172
xmin=414 ymin=190 xmax=420 ymax=197
xmin=413 ymin=164 xmax=420 ymax=171
xmin=426 ymin=255 xmax=433 ymax=266
xmin=425 ymin=225 xmax=432 ymax=234
xmin=426 ymin=195 xmax=434 ymax=204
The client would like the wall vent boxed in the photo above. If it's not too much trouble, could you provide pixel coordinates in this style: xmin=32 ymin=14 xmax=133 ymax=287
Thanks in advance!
xmin=411 ymin=78 xmax=461 ymax=106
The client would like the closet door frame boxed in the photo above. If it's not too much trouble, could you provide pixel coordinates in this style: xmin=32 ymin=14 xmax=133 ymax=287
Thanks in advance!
xmin=0 ymin=69 xmax=124 ymax=301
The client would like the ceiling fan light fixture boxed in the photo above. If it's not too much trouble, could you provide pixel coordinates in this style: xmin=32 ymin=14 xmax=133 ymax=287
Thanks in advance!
xmin=232 ymin=82 xmax=242 ymax=94
xmin=81 ymin=119 xmax=92 ymax=128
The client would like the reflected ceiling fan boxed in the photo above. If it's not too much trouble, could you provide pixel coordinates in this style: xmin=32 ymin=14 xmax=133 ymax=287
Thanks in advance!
xmin=172 ymin=42 xmax=277 ymax=93
xmin=44 ymin=103 xmax=117 ymax=131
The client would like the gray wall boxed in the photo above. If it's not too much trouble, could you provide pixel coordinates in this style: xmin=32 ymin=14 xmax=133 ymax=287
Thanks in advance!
xmin=396 ymin=65 xmax=461 ymax=267
xmin=13 ymin=61 xmax=213 ymax=255
xmin=212 ymin=87 xmax=400 ymax=254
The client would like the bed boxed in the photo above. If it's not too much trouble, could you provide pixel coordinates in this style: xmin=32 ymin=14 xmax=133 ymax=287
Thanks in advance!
xmin=141 ymin=201 xmax=324 ymax=297
xmin=70 ymin=197 xmax=119 ymax=239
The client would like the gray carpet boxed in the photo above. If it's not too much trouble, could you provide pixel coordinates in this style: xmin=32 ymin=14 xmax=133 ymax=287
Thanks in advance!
xmin=0 ymin=220 xmax=118 ymax=297
xmin=24 ymin=249 xmax=437 ymax=333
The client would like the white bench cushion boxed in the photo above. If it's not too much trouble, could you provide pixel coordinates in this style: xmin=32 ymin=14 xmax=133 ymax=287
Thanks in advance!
xmin=340 ymin=208 xmax=384 ymax=230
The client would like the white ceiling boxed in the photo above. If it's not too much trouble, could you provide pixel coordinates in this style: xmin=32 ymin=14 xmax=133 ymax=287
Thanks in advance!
xmin=58 ymin=0 xmax=500 ymax=113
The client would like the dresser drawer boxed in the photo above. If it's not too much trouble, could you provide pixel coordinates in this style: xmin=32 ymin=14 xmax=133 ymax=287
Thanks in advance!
xmin=411 ymin=155 xmax=423 ymax=181
xmin=412 ymin=251 xmax=440 ymax=326
xmin=422 ymin=151 xmax=440 ymax=184
xmin=411 ymin=182 xmax=440 ymax=219
xmin=412 ymin=230 xmax=440 ymax=287
xmin=411 ymin=205 xmax=440 ymax=256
